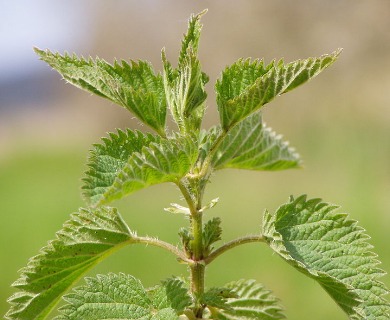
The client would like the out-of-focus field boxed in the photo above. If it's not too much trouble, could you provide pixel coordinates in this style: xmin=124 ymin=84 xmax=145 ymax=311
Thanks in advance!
xmin=1 ymin=2 xmax=389 ymax=319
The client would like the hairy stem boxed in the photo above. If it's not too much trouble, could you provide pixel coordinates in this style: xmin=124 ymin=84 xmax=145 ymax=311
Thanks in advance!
xmin=204 ymin=235 xmax=265 ymax=265
xmin=132 ymin=236 xmax=192 ymax=264
xmin=178 ymin=178 xmax=206 ymax=317
xmin=190 ymin=211 xmax=205 ymax=317
xmin=196 ymin=130 xmax=227 ymax=179
xmin=177 ymin=180 xmax=198 ymax=214
xmin=176 ymin=127 xmax=233 ymax=317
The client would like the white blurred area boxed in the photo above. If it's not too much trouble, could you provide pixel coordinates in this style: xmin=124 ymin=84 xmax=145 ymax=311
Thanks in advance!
xmin=1 ymin=1 xmax=390 ymax=161
xmin=0 ymin=1 xmax=94 ymax=158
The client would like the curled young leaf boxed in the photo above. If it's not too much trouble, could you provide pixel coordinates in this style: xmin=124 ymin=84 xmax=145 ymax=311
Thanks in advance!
xmin=203 ymin=217 xmax=223 ymax=257
xmin=162 ymin=11 xmax=208 ymax=134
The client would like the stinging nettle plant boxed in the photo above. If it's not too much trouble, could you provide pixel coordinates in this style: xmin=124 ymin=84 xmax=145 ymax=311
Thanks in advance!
xmin=6 ymin=10 xmax=390 ymax=320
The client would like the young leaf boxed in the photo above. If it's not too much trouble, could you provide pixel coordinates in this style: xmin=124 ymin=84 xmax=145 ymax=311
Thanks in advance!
xmin=178 ymin=9 xmax=207 ymax=67
xmin=212 ymin=112 xmax=300 ymax=171
xmin=162 ymin=10 xmax=208 ymax=134
xmin=6 ymin=207 xmax=135 ymax=320
xmin=98 ymin=135 xmax=199 ymax=205
xmin=216 ymin=58 xmax=274 ymax=106
xmin=181 ymin=52 xmax=208 ymax=119
xmin=203 ymin=217 xmax=223 ymax=256
xmin=262 ymin=195 xmax=390 ymax=319
xmin=148 ymin=277 xmax=192 ymax=314
xmin=82 ymin=129 xmax=160 ymax=205
xmin=199 ymin=197 xmax=219 ymax=213
xmin=197 ymin=126 xmax=220 ymax=168
xmin=164 ymin=203 xmax=191 ymax=215
xmin=209 ymin=279 xmax=285 ymax=319
xmin=163 ymin=51 xmax=207 ymax=133
xmin=178 ymin=227 xmax=193 ymax=258
xmin=55 ymin=273 xmax=177 ymax=320
xmin=34 ymin=48 xmax=167 ymax=135
xmin=216 ymin=50 xmax=341 ymax=131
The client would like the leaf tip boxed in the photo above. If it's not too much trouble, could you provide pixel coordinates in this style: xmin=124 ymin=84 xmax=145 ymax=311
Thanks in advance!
xmin=198 ymin=8 xmax=208 ymax=17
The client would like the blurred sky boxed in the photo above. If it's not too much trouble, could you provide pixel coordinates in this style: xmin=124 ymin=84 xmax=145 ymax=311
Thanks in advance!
xmin=0 ymin=2 xmax=92 ymax=80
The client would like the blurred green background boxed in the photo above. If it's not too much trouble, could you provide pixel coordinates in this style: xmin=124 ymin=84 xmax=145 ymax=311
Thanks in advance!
xmin=1 ymin=1 xmax=389 ymax=319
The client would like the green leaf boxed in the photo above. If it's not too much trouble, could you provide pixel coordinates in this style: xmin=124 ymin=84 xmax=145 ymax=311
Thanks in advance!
xmin=162 ymin=10 xmax=208 ymax=134
xmin=216 ymin=58 xmax=274 ymax=105
xmin=82 ymin=129 xmax=160 ymax=205
xmin=212 ymin=112 xmax=301 ymax=171
xmin=178 ymin=9 xmax=209 ymax=118
xmin=198 ymin=126 xmax=220 ymax=168
xmin=55 ymin=273 xmax=178 ymax=320
xmin=178 ymin=227 xmax=192 ymax=257
xmin=203 ymin=217 xmax=223 ymax=256
xmin=181 ymin=52 xmax=208 ymax=119
xmin=148 ymin=277 xmax=192 ymax=314
xmin=262 ymin=195 xmax=390 ymax=319
xmin=98 ymin=135 xmax=199 ymax=205
xmin=150 ymin=308 xmax=177 ymax=320
xmin=178 ymin=9 xmax=207 ymax=67
xmin=216 ymin=50 xmax=341 ymax=131
xmin=6 ymin=207 xmax=134 ymax=320
xmin=163 ymin=51 xmax=207 ymax=133
xmin=34 ymin=48 xmax=167 ymax=135
xmin=201 ymin=287 xmax=237 ymax=312
xmin=209 ymin=279 xmax=285 ymax=319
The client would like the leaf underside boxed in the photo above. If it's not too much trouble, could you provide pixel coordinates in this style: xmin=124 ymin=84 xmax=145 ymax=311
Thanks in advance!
xmin=212 ymin=112 xmax=301 ymax=171
xmin=34 ymin=48 xmax=167 ymax=135
xmin=216 ymin=50 xmax=341 ymax=131
xmin=55 ymin=273 xmax=178 ymax=320
xmin=262 ymin=195 xmax=390 ymax=319
xmin=210 ymin=279 xmax=285 ymax=319
xmin=6 ymin=207 xmax=134 ymax=320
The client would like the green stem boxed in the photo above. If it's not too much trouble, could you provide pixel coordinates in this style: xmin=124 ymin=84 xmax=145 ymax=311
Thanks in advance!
xmin=191 ymin=210 xmax=203 ymax=260
xmin=177 ymin=180 xmax=198 ymax=214
xmin=175 ymin=127 xmax=231 ymax=317
xmin=191 ymin=261 xmax=205 ymax=317
xmin=195 ymin=130 xmax=227 ymax=179
xmin=132 ymin=236 xmax=192 ymax=264
xmin=178 ymin=179 xmax=206 ymax=318
xmin=190 ymin=211 xmax=205 ymax=317
xmin=204 ymin=235 xmax=265 ymax=265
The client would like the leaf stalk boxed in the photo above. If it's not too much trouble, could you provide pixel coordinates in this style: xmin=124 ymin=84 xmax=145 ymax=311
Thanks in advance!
xmin=132 ymin=236 xmax=192 ymax=264
xmin=204 ymin=235 xmax=265 ymax=265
